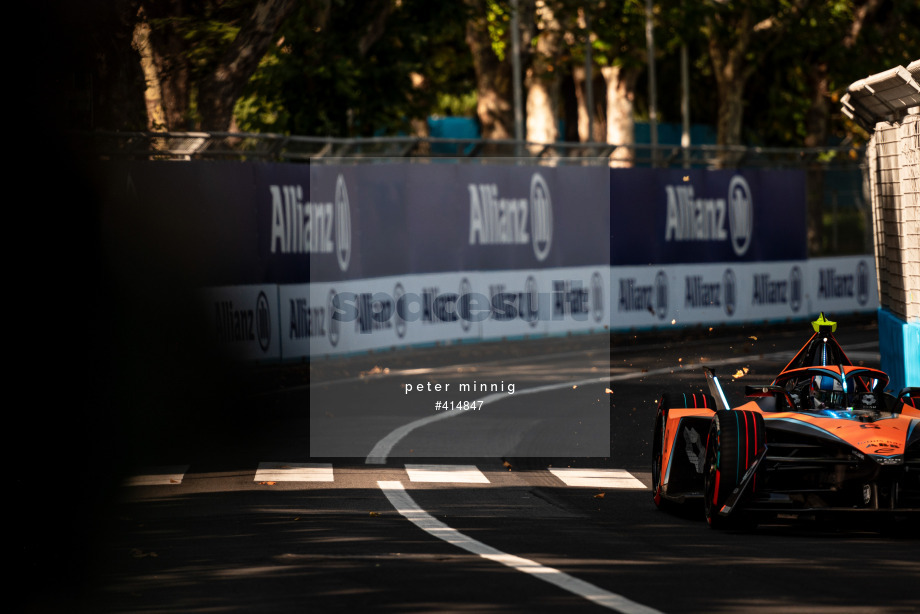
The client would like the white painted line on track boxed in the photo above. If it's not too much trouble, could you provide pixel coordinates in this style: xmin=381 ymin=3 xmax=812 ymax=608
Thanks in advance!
xmin=254 ymin=462 xmax=333 ymax=482
xmin=548 ymin=468 xmax=646 ymax=489
xmin=365 ymin=377 xmax=608 ymax=464
xmin=378 ymin=480 xmax=663 ymax=614
xmin=365 ymin=350 xmax=800 ymax=465
xmin=123 ymin=465 xmax=190 ymax=486
xmin=404 ymin=464 xmax=490 ymax=483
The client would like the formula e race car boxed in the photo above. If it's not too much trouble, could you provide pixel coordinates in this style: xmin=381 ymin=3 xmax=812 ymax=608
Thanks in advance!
xmin=652 ymin=314 xmax=920 ymax=529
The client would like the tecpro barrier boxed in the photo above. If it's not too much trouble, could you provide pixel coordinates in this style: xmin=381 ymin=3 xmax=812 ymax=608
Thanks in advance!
xmin=90 ymin=161 xmax=877 ymax=362
xmin=199 ymin=256 xmax=875 ymax=360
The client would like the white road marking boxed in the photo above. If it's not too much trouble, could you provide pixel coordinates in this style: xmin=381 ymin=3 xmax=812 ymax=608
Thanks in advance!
xmin=123 ymin=465 xmax=189 ymax=486
xmin=365 ymin=350 xmax=801 ymax=465
xmin=254 ymin=462 xmax=333 ymax=482
xmin=378 ymin=481 xmax=663 ymax=614
xmin=365 ymin=378 xmax=607 ymax=464
xmin=405 ymin=464 xmax=490 ymax=483
xmin=548 ymin=468 xmax=646 ymax=489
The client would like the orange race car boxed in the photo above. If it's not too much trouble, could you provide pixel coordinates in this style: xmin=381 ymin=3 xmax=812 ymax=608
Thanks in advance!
xmin=652 ymin=314 xmax=920 ymax=529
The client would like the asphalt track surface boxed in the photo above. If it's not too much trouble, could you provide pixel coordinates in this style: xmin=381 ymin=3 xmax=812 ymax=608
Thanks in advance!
xmin=25 ymin=318 xmax=919 ymax=613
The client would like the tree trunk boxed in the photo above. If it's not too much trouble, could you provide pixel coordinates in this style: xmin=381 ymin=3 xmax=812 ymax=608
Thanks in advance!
xmin=465 ymin=0 xmax=514 ymax=143
xmin=133 ymin=20 xmax=167 ymax=131
xmin=714 ymin=75 xmax=746 ymax=148
xmin=706 ymin=7 xmax=754 ymax=167
xmin=197 ymin=0 xmax=297 ymax=132
xmin=572 ymin=65 xmax=605 ymax=143
xmin=803 ymin=62 xmax=829 ymax=148
xmin=525 ymin=0 xmax=562 ymax=150
xmin=601 ymin=64 xmax=639 ymax=167
xmin=142 ymin=1 xmax=192 ymax=130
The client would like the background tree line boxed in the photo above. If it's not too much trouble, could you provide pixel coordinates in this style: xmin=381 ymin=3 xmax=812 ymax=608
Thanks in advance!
xmin=49 ymin=0 xmax=918 ymax=151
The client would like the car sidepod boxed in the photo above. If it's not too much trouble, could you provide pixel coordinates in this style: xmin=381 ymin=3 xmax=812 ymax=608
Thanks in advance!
xmin=653 ymin=393 xmax=716 ymax=508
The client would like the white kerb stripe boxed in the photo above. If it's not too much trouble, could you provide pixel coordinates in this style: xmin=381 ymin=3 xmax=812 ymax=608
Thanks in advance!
xmin=405 ymin=464 xmax=490 ymax=483
xmin=548 ymin=468 xmax=646 ymax=489
xmin=254 ymin=462 xmax=333 ymax=482
xmin=123 ymin=466 xmax=190 ymax=486
xmin=378 ymin=481 xmax=663 ymax=614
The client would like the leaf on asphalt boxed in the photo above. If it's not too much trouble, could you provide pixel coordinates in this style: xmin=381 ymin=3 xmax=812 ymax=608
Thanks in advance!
xmin=749 ymin=336 xmax=758 ymax=341
xmin=502 ymin=460 xmax=512 ymax=468
xmin=369 ymin=511 xmax=380 ymax=517
xmin=593 ymin=492 xmax=605 ymax=499
xmin=258 ymin=481 xmax=276 ymax=485
xmin=130 ymin=548 xmax=158 ymax=559
xmin=605 ymin=388 xmax=613 ymax=394
xmin=733 ymin=367 xmax=750 ymax=379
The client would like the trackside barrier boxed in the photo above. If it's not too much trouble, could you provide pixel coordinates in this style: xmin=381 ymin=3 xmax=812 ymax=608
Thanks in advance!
xmin=89 ymin=160 xmax=878 ymax=363
xmin=843 ymin=62 xmax=920 ymax=393
xmin=200 ymin=256 xmax=876 ymax=361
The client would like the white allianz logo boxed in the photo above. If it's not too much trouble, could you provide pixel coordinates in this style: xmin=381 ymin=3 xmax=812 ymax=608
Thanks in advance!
xmin=664 ymin=174 xmax=752 ymax=257
xmin=468 ymin=172 xmax=553 ymax=261
xmin=269 ymin=174 xmax=352 ymax=272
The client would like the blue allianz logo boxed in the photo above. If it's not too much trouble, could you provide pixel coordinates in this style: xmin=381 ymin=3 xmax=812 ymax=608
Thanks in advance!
xmin=728 ymin=175 xmax=753 ymax=257
xmin=335 ymin=175 xmax=352 ymax=272
xmin=723 ymin=269 xmax=736 ymax=316
xmin=530 ymin=173 xmax=553 ymax=261
xmin=256 ymin=291 xmax=271 ymax=352
xmin=655 ymin=270 xmax=669 ymax=320
xmin=328 ymin=289 xmax=340 ymax=347
xmin=790 ymin=266 xmax=802 ymax=312
xmin=857 ymin=260 xmax=870 ymax=306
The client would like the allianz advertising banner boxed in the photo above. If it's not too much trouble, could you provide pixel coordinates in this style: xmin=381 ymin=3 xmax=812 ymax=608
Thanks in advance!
xmin=287 ymin=267 xmax=610 ymax=358
xmin=610 ymin=168 xmax=807 ymax=265
xmin=257 ymin=163 xmax=610 ymax=283
xmin=609 ymin=256 xmax=876 ymax=330
xmin=256 ymin=162 xmax=611 ymax=358
xmin=92 ymin=161 xmax=873 ymax=362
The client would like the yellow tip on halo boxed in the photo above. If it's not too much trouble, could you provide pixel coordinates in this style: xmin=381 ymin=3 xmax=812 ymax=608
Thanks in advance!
xmin=812 ymin=312 xmax=837 ymax=333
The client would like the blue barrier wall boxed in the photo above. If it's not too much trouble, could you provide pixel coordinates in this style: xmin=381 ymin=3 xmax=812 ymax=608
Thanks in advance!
xmin=878 ymin=307 xmax=920 ymax=394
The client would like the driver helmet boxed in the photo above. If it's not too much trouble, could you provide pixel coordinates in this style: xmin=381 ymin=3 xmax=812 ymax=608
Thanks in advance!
xmin=810 ymin=374 xmax=845 ymax=409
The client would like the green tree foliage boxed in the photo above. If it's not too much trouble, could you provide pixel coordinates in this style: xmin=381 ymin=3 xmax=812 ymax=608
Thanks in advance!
xmin=236 ymin=0 xmax=476 ymax=136
xmin=137 ymin=0 xmax=297 ymax=131
xmin=60 ymin=0 xmax=916 ymax=148
xmin=743 ymin=0 xmax=920 ymax=148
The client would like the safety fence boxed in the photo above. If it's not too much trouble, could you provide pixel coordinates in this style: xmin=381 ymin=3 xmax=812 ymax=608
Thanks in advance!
xmin=75 ymin=129 xmax=864 ymax=169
